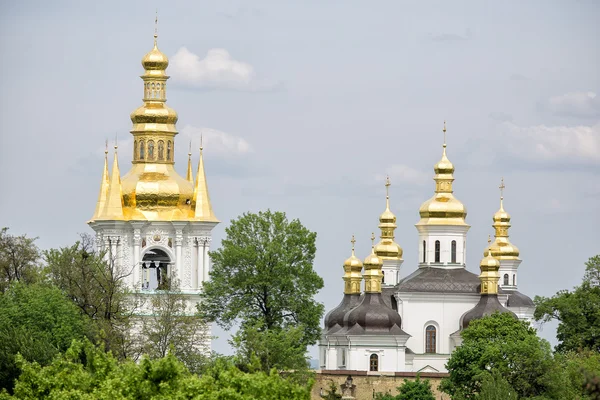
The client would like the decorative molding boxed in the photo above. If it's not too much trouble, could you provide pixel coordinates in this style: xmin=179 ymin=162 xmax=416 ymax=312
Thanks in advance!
xmin=183 ymin=237 xmax=194 ymax=288
xmin=145 ymin=228 xmax=170 ymax=248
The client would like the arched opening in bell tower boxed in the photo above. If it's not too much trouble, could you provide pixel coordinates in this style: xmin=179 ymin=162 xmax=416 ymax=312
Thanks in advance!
xmin=141 ymin=248 xmax=172 ymax=290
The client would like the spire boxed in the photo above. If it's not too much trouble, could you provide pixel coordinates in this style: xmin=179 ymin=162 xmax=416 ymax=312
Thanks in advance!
xmin=490 ymin=177 xmax=520 ymax=258
xmin=499 ymin=176 xmax=505 ymax=210
xmin=193 ymin=140 xmax=217 ymax=221
xmin=103 ymin=142 xmax=124 ymax=220
xmin=91 ymin=141 xmax=110 ymax=220
xmin=186 ymin=141 xmax=193 ymax=183
xmin=343 ymin=235 xmax=363 ymax=295
xmin=154 ymin=10 xmax=158 ymax=46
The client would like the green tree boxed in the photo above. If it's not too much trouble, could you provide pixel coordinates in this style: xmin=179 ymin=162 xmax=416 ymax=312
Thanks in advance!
xmin=0 ymin=228 xmax=41 ymax=293
xmin=0 ymin=282 xmax=91 ymax=393
xmin=44 ymin=234 xmax=137 ymax=358
xmin=477 ymin=371 xmax=518 ymax=400
xmin=6 ymin=339 xmax=312 ymax=400
xmin=440 ymin=312 xmax=554 ymax=399
xmin=374 ymin=375 xmax=435 ymax=400
xmin=141 ymin=282 xmax=209 ymax=373
xmin=199 ymin=210 xmax=324 ymax=369
xmin=534 ymin=255 xmax=600 ymax=353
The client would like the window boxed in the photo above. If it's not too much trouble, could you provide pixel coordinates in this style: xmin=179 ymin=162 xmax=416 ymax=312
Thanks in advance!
xmin=422 ymin=240 xmax=426 ymax=263
xmin=139 ymin=140 xmax=145 ymax=160
xmin=451 ymin=240 xmax=457 ymax=263
xmin=382 ymin=273 xmax=385 ymax=284
xmin=167 ymin=141 xmax=172 ymax=161
xmin=435 ymin=240 xmax=440 ymax=263
xmin=339 ymin=348 xmax=346 ymax=367
xmin=369 ymin=354 xmax=378 ymax=371
xmin=158 ymin=140 xmax=164 ymax=160
xmin=513 ymin=274 xmax=516 ymax=286
xmin=426 ymin=325 xmax=437 ymax=353
xmin=134 ymin=140 xmax=138 ymax=159
xmin=148 ymin=140 xmax=155 ymax=160
xmin=504 ymin=274 xmax=509 ymax=286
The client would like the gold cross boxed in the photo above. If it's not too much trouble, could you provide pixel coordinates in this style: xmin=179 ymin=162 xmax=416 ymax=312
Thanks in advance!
xmin=443 ymin=120 xmax=447 ymax=146
xmin=385 ymin=175 xmax=391 ymax=198
xmin=155 ymin=10 xmax=158 ymax=36
xmin=499 ymin=177 xmax=505 ymax=200
xmin=371 ymin=232 xmax=375 ymax=246
xmin=487 ymin=234 xmax=491 ymax=245
xmin=350 ymin=235 xmax=356 ymax=251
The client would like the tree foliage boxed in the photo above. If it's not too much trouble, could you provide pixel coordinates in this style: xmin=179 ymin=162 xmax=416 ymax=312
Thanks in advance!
xmin=199 ymin=210 xmax=324 ymax=370
xmin=0 ymin=228 xmax=41 ymax=292
xmin=3 ymin=339 xmax=312 ymax=400
xmin=534 ymin=254 xmax=600 ymax=353
xmin=44 ymin=234 xmax=137 ymax=358
xmin=0 ymin=282 xmax=91 ymax=393
xmin=440 ymin=312 xmax=555 ymax=399
xmin=374 ymin=375 xmax=435 ymax=400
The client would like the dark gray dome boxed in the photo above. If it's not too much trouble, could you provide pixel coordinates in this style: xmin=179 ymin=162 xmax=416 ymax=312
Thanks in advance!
xmin=507 ymin=291 xmax=534 ymax=307
xmin=324 ymin=294 xmax=361 ymax=334
xmin=341 ymin=293 xmax=407 ymax=335
xmin=461 ymin=294 xmax=517 ymax=330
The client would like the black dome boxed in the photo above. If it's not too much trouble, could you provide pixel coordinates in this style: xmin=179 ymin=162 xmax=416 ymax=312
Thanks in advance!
xmin=324 ymin=294 xmax=361 ymax=334
xmin=342 ymin=293 xmax=406 ymax=335
xmin=461 ymin=294 xmax=517 ymax=330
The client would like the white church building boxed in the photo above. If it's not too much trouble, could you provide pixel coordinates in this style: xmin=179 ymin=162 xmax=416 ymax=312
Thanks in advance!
xmin=319 ymin=131 xmax=535 ymax=373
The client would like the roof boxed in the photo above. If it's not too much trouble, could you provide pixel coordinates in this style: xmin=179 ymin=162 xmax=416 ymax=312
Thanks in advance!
xmin=397 ymin=267 xmax=481 ymax=293
xmin=507 ymin=290 xmax=535 ymax=307
xmin=461 ymin=294 xmax=517 ymax=329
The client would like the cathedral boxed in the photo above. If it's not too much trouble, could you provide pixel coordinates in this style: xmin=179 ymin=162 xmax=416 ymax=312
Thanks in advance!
xmin=88 ymin=30 xmax=217 ymax=346
xmin=318 ymin=128 xmax=535 ymax=373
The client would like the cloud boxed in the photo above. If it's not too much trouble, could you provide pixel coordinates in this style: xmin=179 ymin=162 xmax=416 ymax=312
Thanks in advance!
xmin=180 ymin=125 xmax=252 ymax=156
xmin=497 ymin=122 xmax=600 ymax=165
xmin=488 ymin=112 xmax=513 ymax=122
xmin=543 ymin=91 xmax=600 ymax=118
xmin=169 ymin=47 xmax=278 ymax=91
xmin=376 ymin=165 xmax=430 ymax=186
xmin=429 ymin=28 xmax=472 ymax=42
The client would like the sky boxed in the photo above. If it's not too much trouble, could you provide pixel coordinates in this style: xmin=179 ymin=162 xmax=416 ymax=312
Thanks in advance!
xmin=1 ymin=0 xmax=599 ymax=358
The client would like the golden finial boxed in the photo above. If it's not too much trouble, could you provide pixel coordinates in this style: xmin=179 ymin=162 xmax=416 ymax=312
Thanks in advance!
xmin=488 ymin=234 xmax=492 ymax=245
xmin=200 ymin=133 xmax=204 ymax=152
xmin=114 ymin=133 xmax=118 ymax=150
xmin=105 ymin=139 xmax=108 ymax=155
xmin=371 ymin=232 xmax=376 ymax=247
xmin=385 ymin=175 xmax=391 ymax=209
xmin=351 ymin=234 xmax=356 ymax=254
xmin=188 ymin=140 xmax=192 ymax=157
xmin=442 ymin=120 xmax=447 ymax=148
xmin=154 ymin=10 xmax=158 ymax=43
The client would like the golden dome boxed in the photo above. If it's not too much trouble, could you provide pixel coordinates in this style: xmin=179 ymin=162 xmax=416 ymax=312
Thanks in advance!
xmin=489 ymin=178 xmax=520 ymax=259
xmin=480 ymin=247 xmax=500 ymax=270
xmin=374 ymin=177 xmax=403 ymax=260
xmin=142 ymin=35 xmax=169 ymax=71
xmin=364 ymin=235 xmax=384 ymax=268
xmin=343 ymin=235 xmax=363 ymax=295
xmin=479 ymin=236 xmax=501 ymax=295
xmin=363 ymin=233 xmax=384 ymax=294
xmin=344 ymin=236 xmax=363 ymax=271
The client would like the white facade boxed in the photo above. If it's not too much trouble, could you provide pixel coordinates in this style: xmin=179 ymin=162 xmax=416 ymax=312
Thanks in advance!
xmin=416 ymin=225 xmax=469 ymax=268
xmin=382 ymin=258 xmax=403 ymax=287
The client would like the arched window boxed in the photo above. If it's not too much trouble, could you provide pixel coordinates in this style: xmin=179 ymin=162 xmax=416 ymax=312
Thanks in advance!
xmin=139 ymin=140 xmax=145 ymax=160
xmin=504 ymin=274 xmax=509 ymax=286
xmin=422 ymin=240 xmax=426 ymax=263
xmin=369 ymin=354 xmax=378 ymax=371
xmin=134 ymin=140 xmax=138 ymax=159
xmin=513 ymin=274 xmax=516 ymax=286
xmin=158 ymin=140 xmax=165 ymax=160
xmin=451 ymin=240 xmax=457 ymax=263
xmin=426 ymin=325 xmax=437 ymax=353
xmin=167 ymin=141 xmax=172 ymax=161
xmin=148 ymin=140 xmax=155 ymax=160
xmin=435 ymin=240 xmax=440 ymax=263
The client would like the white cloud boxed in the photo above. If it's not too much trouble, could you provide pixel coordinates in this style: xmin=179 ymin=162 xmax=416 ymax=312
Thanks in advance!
xmin=544 ymin=91 xmax=600 ymax=118
xmin=180 ymin=125 xmax=252 ymax=156
xmin=376 ymin=164 xmax=430 ymax=186
xmin=498 ymin=122 xmax=600 ymax=164
xmin=170 ymin=47 xmax=276 ymax=91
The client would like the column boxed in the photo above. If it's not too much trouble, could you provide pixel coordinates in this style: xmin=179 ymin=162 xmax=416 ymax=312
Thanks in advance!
xmin=203 ymin=238 xmax=211 ymax=282
xmin=196 ymin=237 xmax=205 ymax=289
xmin=102 ymin=236 xmax=110 ymax=262
xmin=174 ymin=230 xmax=183 ymax=284
xmin=132 ymin=228 xmax=141 ymax=289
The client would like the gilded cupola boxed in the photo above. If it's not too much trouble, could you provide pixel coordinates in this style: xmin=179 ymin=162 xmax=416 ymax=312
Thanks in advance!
xmin=343 ymin=235 xmax=364 ymax=295
xmin=417 ymin=122 xmax=468 ymax=227
xmin=488 ymin=178 xmax=520 ymax=259
xmin=90 ymin=26 xmax=217 ymax=223
xmin=374 ymin=177 xmax=403 ymax=260
xmin=479 ymin=236 xmax=500 ymax=295
xmin=363 ymin=233 xmax=384 ymax=293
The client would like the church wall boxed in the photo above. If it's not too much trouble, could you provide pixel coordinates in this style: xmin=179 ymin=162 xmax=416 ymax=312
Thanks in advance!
xmin=417 ymin=226 xmax=469 ymax=267
xmin=397 ymin=292 xmax=478 ymax=365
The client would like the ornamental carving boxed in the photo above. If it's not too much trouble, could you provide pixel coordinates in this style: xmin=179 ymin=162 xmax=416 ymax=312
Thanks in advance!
xmin=183 ymin=237 xmax=194 ymax=288
xmin=145 ymin=229 xmax=170 ymax=247
xmin=133 ymin=229 xmax=142 ymax=246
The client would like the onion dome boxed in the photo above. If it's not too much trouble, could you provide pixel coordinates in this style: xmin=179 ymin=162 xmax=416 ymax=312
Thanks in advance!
xmin=363 ymin=233 xmax=384 ymax=293
xmin=142 ymin=34 xmax=169 ymax=72
xmin=461 ymin=236 xmax=516 ymax=329
xmin=374 ymin=177 xmax=403 ymax=260
xmin=417 ymin=122 xmax=468 ymax=227
xmin=488 ymin=178 xmax=520 ymax=259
